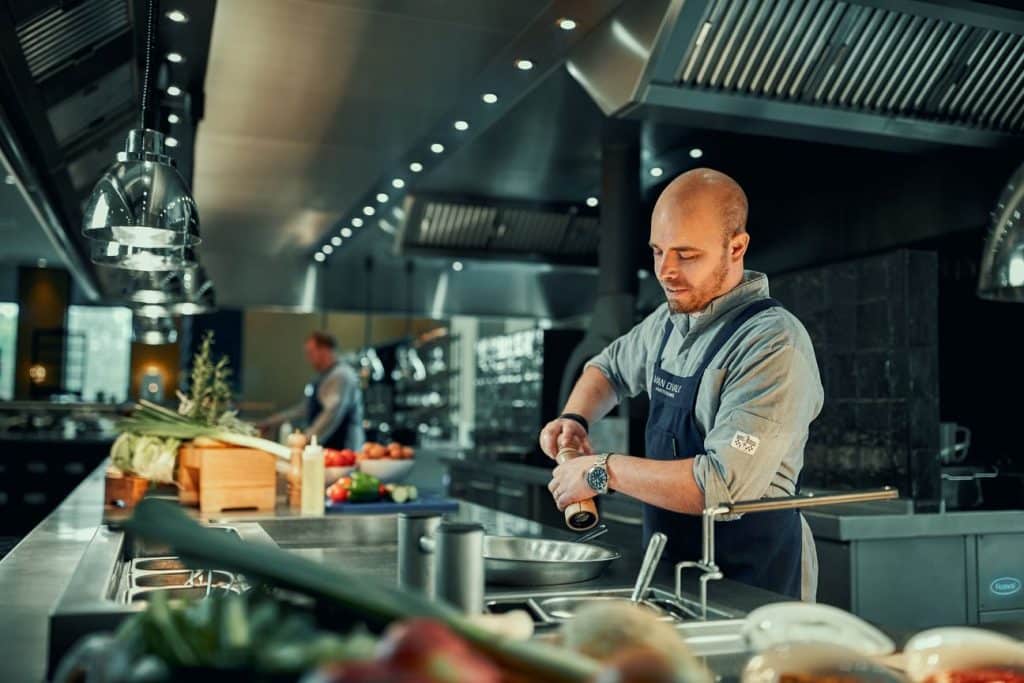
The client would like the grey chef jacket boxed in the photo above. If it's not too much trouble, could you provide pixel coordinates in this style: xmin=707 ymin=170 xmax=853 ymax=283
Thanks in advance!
xmin=586 ymin=270 xmax=824 ymax=601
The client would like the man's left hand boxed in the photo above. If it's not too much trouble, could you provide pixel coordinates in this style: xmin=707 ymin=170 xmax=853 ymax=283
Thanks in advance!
xmin=547 ymin=454 xmax=598 ymax=511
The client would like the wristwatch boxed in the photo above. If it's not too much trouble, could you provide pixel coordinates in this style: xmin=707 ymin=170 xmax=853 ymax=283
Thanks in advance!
xmin=585 ymin=453 xmax=612 ymax=495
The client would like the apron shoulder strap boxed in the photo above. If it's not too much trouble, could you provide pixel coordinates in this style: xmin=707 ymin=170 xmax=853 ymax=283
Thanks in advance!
xmin=694 ymin=297 xmax=783 ymax=378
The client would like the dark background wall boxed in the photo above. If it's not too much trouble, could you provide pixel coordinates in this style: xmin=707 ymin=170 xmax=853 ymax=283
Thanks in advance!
xmin=773 ymin=251 xmax=940 ymax=501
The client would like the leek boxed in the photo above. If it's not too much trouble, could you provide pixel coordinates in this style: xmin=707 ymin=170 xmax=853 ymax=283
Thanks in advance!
xmin=118 ymin=400 xmax=290 ymax=460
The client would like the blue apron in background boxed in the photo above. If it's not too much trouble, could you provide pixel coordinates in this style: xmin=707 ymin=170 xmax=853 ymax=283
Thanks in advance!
xmin=305 ymin=364 xmax=353 ymax=450
xmin=643 ymin=298 xmax=803 ymax=599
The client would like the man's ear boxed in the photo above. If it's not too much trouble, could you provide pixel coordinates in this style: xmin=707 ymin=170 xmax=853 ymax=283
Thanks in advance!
xmin=731 ymin=232 xmax=750 ymax=261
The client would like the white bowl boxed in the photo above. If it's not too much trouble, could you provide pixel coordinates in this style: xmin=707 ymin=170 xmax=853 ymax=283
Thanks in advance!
xmin=903 ymin=627 xmax=1024 ymax=682
xmin=742 ymin=643 xmax=906 ymax=683
xmin=358 ymin=458 xmax=414 ymax=483
xmin=325 ymin=465 xmax=355 ymax=484
xmin=744 ymin=601 xmax=896 ymax=657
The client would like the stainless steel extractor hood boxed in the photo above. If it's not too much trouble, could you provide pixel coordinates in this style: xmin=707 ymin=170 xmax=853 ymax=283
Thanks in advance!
xmin=568 ymin=0 xmax=1024 ymax=151
xmin=396 ymin=194 xmax=600 ymax=265
xmin=978 ymin=162 xmax=1024 ymax=302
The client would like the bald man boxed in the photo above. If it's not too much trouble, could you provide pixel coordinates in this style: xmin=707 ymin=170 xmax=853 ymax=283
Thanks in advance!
xmin=542 ymin=168 xmax=823 ymax=600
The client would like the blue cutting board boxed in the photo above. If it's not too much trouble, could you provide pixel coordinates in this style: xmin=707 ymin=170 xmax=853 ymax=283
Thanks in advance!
xmin=325 ymin=495 xmax=459 ymax=515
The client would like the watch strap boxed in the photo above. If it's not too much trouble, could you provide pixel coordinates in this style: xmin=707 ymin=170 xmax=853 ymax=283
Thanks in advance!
xmin=559 ymin=412 xmax=589 ymax=433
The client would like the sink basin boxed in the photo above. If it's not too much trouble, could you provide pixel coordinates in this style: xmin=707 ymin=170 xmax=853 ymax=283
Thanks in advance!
xmin=130 ymin=585 xmax=242 ymax=603
xmin=132 ymin=570 xmax=236 ymax=588
xmin=537 ymin=595 xmax=671 ymax=621
xmin=131 ymin=556 xmax=188 ymax=572
xmin=484 ymin=586 xmax=748 ymax=656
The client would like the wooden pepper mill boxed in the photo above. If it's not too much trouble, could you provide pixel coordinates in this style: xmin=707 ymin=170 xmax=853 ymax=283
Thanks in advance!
xmin=556 ymin=446 xmax=599 ymax=531
xmin=287 ymin=431 xmax=308 ymax=508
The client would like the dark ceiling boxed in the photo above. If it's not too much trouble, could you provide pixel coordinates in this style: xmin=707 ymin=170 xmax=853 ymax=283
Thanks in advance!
xmin=2 ymin=0 xmax=1023 ymax=318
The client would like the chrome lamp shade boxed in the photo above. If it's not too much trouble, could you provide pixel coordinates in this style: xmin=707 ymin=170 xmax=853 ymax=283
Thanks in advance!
xmin=132 ymin=314 xmax=178 ymax=345
xmin=91 ymin=243 xmax=199 ymax=271
xmin=128 ymin=266 xmax=215 ymax=313
xmin=83 ymin=129 xmax=200 ymax=259
xmin=978 ymin=162 xmax=1024 ymax=303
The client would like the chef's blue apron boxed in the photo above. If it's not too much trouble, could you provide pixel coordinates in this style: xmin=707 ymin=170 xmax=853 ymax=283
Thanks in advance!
xmin=306 ymin=364 xmax=353 ymax=450
xmin=643 ymin=298 xmax=803 ymax=599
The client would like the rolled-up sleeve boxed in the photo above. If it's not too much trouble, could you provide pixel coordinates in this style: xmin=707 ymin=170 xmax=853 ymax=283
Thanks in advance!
xmin=584 ymin=311 xmax=658 ymax=401
xmin=693 ymin=340 xmax=822 ymax=508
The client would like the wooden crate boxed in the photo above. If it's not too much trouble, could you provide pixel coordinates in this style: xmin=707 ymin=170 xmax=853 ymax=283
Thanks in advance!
xmin=104 ymin=471 xmax=150 ymax=508
xmin=177 ymin=439 xmax=277 ymax=513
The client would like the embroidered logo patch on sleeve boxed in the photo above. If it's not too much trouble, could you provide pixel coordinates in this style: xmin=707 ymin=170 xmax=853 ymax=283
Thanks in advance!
xmin=731 ymin=431 xmax=760 ymax=455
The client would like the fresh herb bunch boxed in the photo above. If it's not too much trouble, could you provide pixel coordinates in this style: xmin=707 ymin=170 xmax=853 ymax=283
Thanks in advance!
xmin=185 ymin=331 xmax=234 ymax=426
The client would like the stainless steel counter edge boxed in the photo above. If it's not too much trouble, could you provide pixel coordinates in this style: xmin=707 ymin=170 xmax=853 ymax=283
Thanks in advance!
xmin=804 ymin=507 xmax=1024 ymax=541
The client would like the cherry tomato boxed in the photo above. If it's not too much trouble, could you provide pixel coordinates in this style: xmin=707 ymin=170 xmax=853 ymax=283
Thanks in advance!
xmin=330 ymin=487 xmax=350 ymax=503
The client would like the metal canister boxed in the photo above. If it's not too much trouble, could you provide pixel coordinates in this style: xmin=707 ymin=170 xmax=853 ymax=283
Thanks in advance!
xmin=397 ymin=512 xmax=441 ymax=597
xmin=433 ymin=522 xmax=485 ymax=614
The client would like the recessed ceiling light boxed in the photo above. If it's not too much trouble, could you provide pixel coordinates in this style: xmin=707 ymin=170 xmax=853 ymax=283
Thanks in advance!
xmin=166 ymin=9 xmax=188 ymax=23
xmin=314 ymin=252 xmax=325 ymax=262
xmin=376 ymin=193 xmax=389 ymax=203
xmin=363 ymin=206 xmax=376 ymax=216
xmin=452 ymin=261 xmax=464 ymax=272
xmin=482 ymin=93 xmax=498 ymax=104
xmin=322 ymin=244 xmax=333 ymax=254
xmin=454 ymin=120 xmax=469 ymax=131
xmin=392 ymin=178 xmax=405 ymax=189
xmin=166 ymin=52 xmax=184 ymax=63
xmin=352 ymin=217 xmax=364 ymax=227
xmin=515 ymin=58 xmax=534 ymax=71
xmin=3 ymin=174 xmax=15 ymax=185
xmin=689 ymin=147 xmax=704 ymax=159
xmin=167 ymin=85 xmax=183 ymax=96
xmin=650 ymin=166 xmax=663 ymax=177
xmin=409 ymin=162 xmax=423 ymax=172
xmin=165 ymin=137 xmax=179 ymax=148
xmin=586 ymin=196 xmax=599 ymax=207
xmin=331 ymin=236 xmax=342 ymax=246
xmin=37 ymin=258 xmax=47 ymax=268
xmin=167 ymin=113 xmax=180 ymax=124
xmin=430 ymin=143 xmax=445 ymax=154
xmin=341 ymin=227 xmax=353 ymax=238
xmin=558 ymin=18 xmax=577 ymax=31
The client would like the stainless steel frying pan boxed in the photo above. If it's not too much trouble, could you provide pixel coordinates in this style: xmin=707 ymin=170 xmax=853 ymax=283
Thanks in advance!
xmin=482 ymin=536 xmax=620 ymax=586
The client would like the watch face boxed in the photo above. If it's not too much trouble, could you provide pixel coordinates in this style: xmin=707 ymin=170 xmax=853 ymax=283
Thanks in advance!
xmin=588 ymin=466 xmax=609 ymax=492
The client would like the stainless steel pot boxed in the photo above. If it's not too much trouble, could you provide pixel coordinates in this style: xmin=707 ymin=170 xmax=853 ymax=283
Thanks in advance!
xmin=482 ymin=536 xmax=620 ymax=586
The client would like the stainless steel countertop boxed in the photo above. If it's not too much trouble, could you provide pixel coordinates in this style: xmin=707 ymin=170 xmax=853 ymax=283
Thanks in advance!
xmin=0 ymin=465 xmax=109 ymax=683
xmin=0 ymin=462 xmax=784 ymax=682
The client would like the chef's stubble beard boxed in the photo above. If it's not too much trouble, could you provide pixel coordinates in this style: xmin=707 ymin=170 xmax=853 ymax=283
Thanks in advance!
xmin=666 ymin=250 xmax=731 ymax=314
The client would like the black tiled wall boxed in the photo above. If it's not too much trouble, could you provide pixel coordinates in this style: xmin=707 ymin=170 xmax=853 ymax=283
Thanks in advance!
xmin=771 ymin=250 xmax=940 ymax=500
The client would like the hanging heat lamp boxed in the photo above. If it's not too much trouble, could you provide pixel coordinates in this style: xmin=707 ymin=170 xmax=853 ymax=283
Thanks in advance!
xmin=128 ymin=266 xmax=216 ymax=315
xmin=82 ymin=0 xmax=200 ymax=269
xmin=978 ymin=162 xmax=1024 ymax=303
xmin=132 ymin=313 xmax=179 ymax=345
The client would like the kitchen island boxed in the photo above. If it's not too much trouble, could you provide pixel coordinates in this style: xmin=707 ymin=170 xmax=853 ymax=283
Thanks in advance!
xmin=0 ymin=461 xmax=785 ymax=682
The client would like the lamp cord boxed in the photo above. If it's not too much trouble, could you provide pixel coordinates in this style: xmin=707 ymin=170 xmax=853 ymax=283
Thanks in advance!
xmin=139 ymin=0 xmax=157 ymax=129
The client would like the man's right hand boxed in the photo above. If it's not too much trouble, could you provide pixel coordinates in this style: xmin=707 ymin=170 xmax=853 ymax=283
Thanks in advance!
xmin=539 ymin=417 xmax=594 ymax=460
